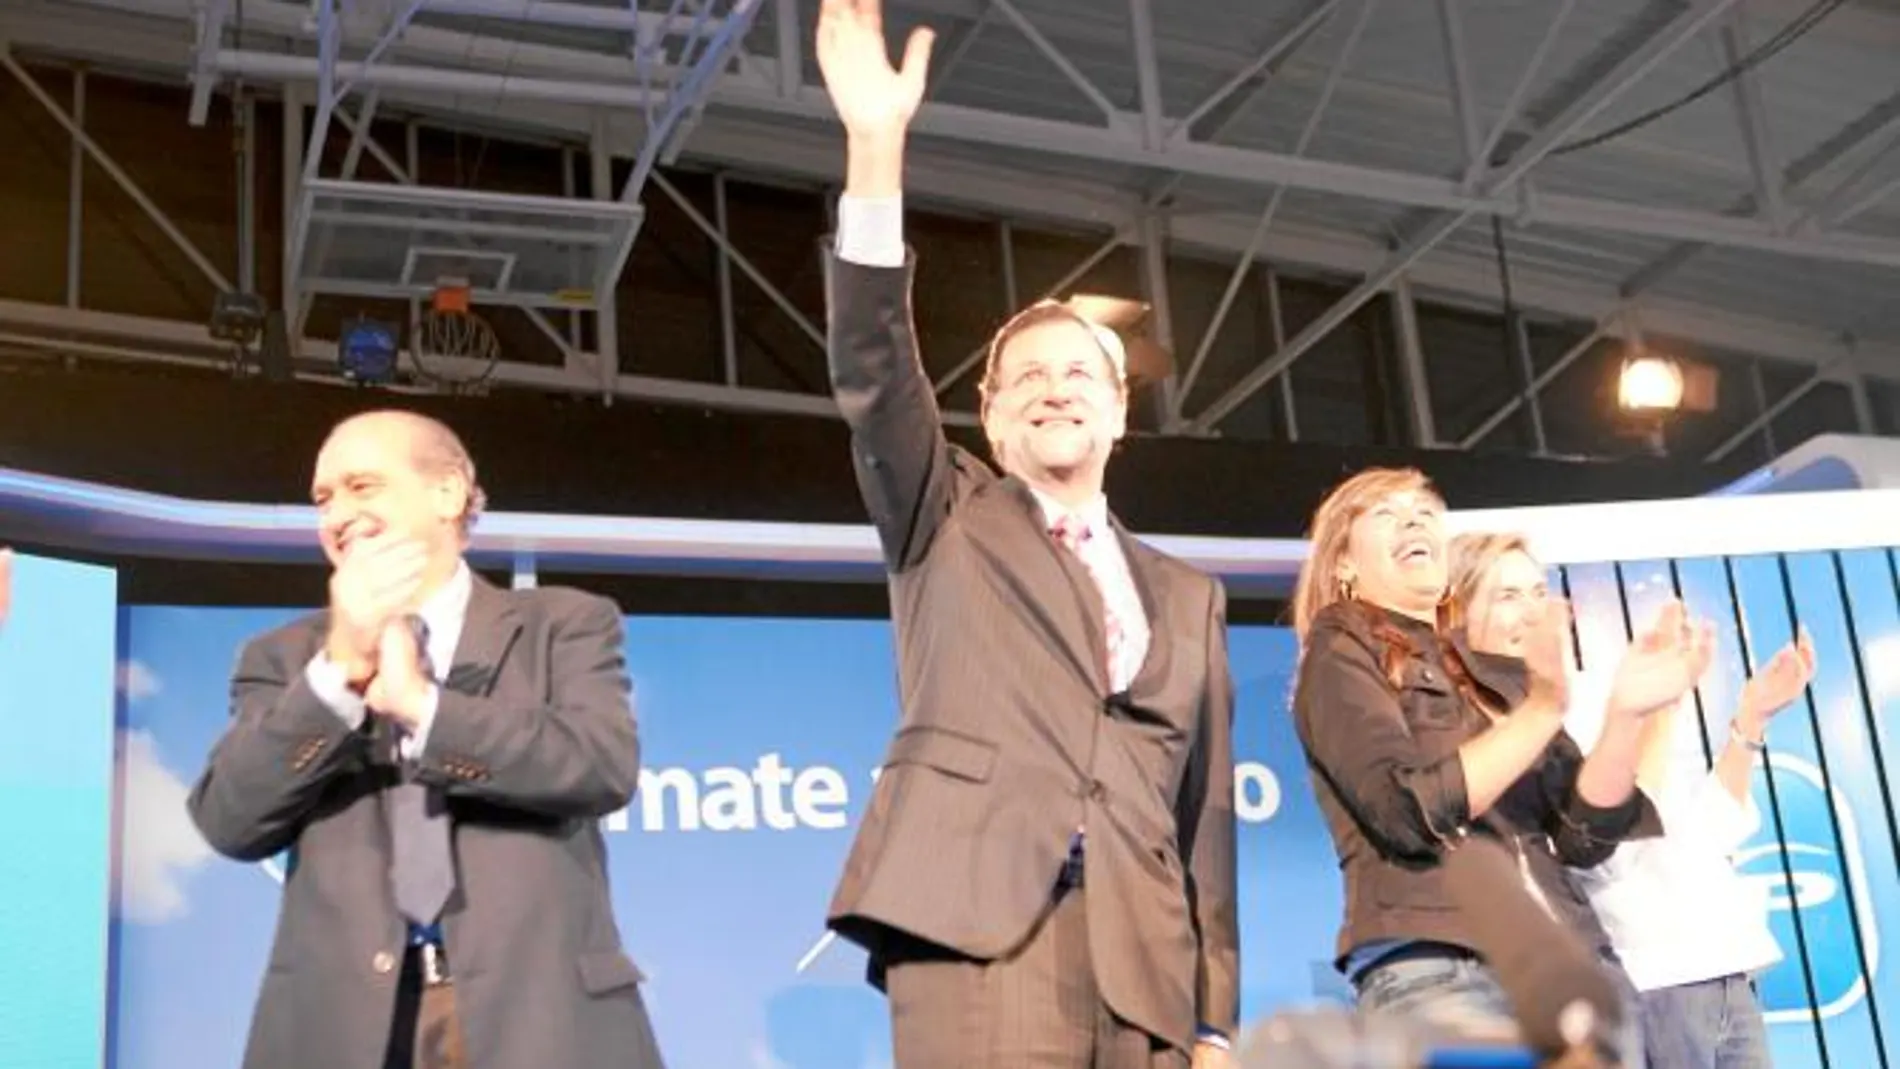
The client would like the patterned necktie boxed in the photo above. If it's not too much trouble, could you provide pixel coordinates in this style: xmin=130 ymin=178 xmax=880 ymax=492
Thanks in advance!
xmin=1051 ymin=514 xmax=1130 ymax=690
xmin=389 ymin=615 xmax=455 ymax=926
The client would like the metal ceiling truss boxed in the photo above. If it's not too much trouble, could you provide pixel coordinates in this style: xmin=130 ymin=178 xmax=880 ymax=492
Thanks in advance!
xmin=1 ymin=0 xmax=1898 ymax=450
xmin=222 ymin=0 xmax=763 ymax=391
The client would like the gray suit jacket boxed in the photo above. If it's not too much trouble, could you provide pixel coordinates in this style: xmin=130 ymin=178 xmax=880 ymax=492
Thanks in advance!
xmin=821 ymin=249 xmax=1241 ymax=1051
xmin=186 ymin=575 xmax=664 ymax=1069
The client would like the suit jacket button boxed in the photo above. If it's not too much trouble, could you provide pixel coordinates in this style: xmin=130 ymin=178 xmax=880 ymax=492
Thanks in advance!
xmin=1088 ymin=780 xmax=1107 ymax=801
xmin=371 ymin=950 xmax=397 ymax=975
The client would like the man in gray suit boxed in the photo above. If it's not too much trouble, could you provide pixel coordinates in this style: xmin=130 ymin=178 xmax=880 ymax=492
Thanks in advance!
xmin=187 ymin=410 xmax=662 ymax=1069
xmin=813 ymin=3 xmax=1239 ymax=1067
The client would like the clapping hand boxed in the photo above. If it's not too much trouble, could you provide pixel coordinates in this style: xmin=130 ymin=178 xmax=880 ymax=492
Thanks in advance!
xmin=1735 ymin=628 xmax=1816 ymax=737
xmin=324 ymin=537 xmax=428 ymax=687
xmin=1607 ymin=600 xmax=1715 ymax=723
xmin=365 ymin=617 xmax=433 ymax=733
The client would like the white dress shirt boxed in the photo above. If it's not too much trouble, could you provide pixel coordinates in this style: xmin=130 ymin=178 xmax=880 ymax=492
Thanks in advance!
xmin=836 ymin=194 xmax=907 ymax=268
xmin=1562 ymin=668 xmax=1783 ymax=991
xmin=1026 ymin=488 xmax=1150 ymax=691
xmin=305 ymin=560 xmax=472 ymax=759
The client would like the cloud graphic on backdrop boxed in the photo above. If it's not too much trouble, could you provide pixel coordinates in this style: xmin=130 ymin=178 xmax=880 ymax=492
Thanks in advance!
xmin=117 ymin=659 xmax=164 ymax=702
xmin=116 ymin=728 xmax=215 ymax=923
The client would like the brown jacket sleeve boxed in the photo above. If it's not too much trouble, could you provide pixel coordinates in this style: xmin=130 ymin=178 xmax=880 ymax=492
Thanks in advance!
xmin=1541 ymin=732 xmax=1665 ymax=868
xmin=1460 ymin=641 xmax=1665 ymax=865
xmin=1293 ymin=617 xmax=1472 ymax=862
xmin=823 ymin=246 xmax=958 ymax=573
xmin=187 ymin=624 xmax=371 ymax=861
xmin=1176 ymin=581 xmax=1238 ymax=1035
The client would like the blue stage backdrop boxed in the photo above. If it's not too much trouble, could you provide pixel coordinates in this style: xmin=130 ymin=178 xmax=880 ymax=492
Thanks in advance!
xmin=0 ymin=552 xmax=118 ymax=1069
xmin=109 ymin=550 xmax=1900 ymax=1069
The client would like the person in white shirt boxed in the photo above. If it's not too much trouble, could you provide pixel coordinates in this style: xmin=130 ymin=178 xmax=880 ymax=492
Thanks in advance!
xmin=1446 ymin=530 xmax=1815 ymax=1069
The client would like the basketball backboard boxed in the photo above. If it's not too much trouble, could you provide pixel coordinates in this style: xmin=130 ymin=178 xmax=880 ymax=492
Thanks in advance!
xmin=293 ymin=177 xmax=644 ymax=309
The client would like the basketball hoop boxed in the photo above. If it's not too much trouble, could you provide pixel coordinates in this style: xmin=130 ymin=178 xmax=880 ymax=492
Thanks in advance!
xmin=431 ymin=278 xmax=472 ymax=317
xmin=412 ymin=276 xmax=500 ymax=392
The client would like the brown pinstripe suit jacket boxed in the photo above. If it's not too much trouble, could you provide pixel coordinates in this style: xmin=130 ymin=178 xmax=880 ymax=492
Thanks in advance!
xmin=821 ymin=248 xmax=1241 ymax=1051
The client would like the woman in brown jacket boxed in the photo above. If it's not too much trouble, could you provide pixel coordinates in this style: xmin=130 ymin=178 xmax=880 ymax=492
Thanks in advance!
xmin=1288 ymin=467 xmax=1711 ymax=1055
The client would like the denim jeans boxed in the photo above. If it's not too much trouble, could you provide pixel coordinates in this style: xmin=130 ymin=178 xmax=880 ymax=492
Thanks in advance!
xmin=1638 ymin=973 xmax=1774 ymax=1069
xmin=1354 ymin=952 xmax=1647 ymax=1068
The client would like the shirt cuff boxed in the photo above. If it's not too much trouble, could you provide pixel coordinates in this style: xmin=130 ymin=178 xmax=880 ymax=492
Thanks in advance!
xmin=1563 ymin=779 xmax=1664 ymax=845
xmin=305 ymin=653 xmax=368 ymax=730
xmin=1196 ymin=1025 xmax=1230 ymax=1050
xmin=835 ymin=194 xmax=905 ymax=268
xmin=1691 ymin=770 xmax=1762 ymax=851
xmin=1398 ymin=753 xmax=1474 ymax=850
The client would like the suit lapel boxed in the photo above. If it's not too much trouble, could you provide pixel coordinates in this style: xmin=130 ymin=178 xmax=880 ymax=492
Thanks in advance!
xmin=447 ymin=576 xmax=524 ymax=698
xmin=1110 ymin=517 xmax=1168 ymax=690
xmin=970 ymin=478 xmax=1110 ymax=694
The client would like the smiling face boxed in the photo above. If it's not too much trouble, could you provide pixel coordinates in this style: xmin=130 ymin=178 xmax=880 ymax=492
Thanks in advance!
xmin=979 ymin=312 xmax=1128 ymax=497
xmin=1457 ymin=543 xmax=1551 ymax=658
xmin=1292 ymin=467 xmax=1448 ymax=640
xmin=1336 ymin=487 xmax=1448 ymax=621
xmin=310 ymin=412 xmax=470 ymax=572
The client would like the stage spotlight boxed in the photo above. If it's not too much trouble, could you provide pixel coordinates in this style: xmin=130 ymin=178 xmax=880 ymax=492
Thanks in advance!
xmin=1063 ymin=293 xmax=1173 ymax=386
xmin=338 ymin=316 xmax=401 ymax=385
xmin=1617 ymin=351 xmax=1685 ymax=414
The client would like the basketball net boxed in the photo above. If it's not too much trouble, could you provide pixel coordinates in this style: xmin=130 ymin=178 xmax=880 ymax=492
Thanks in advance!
xmin=413 ymin=277 xmax=500 ymax=391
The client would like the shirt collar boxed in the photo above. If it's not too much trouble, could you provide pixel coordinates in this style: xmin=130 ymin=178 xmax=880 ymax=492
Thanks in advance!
xmin=416 ymin=559 xmax=473 ymax=635
xmin=1368 ymin=600 xmax=1440 ymax=640
xmin=1027 ymin=486 xmax=1111 ymax=539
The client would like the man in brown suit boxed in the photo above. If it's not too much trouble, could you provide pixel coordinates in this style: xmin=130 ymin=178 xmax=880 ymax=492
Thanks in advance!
xmin=813 ymin=3 xmax=1239 ymax=1067
xmin=187 ymin=410 xmax=663 ymax=1069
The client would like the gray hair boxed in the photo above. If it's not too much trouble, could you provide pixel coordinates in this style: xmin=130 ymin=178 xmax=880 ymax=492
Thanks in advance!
xmin=409 ymin=415 xmax=487 ymax=537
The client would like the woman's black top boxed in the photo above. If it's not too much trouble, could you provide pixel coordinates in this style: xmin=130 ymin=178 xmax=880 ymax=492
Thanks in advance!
xmin=1291 ymin=600 xmax=1662 ymax=968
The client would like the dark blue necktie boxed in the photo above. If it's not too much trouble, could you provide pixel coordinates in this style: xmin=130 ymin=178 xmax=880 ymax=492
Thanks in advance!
xmin=389 ymin=615 xmax=455 ymax=925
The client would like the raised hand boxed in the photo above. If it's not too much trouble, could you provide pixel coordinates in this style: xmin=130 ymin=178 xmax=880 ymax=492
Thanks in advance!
xmin=1521 ymin=596 xmax=1574 ymax=710
xmin=325 ymin=537 xmax=428 ymax=684
xmin=1607 ymin=600 xmax=1715 ymax=722
xmin=1737 ymin=628 xmax=1816 ymax=732
xmin=816 ymin=0 xmax=935 ymax=142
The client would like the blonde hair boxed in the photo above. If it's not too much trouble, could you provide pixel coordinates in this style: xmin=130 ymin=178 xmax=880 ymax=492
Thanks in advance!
xmin=1290 ymin=466 xmax=1442 ymax=643
xmin=1443 ymin=531 xmax=1536 ymax=634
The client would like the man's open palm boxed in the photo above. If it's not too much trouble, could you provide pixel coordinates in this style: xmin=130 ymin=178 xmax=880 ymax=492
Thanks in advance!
xmin=816 ymin=0 xmax=934 ymax=139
